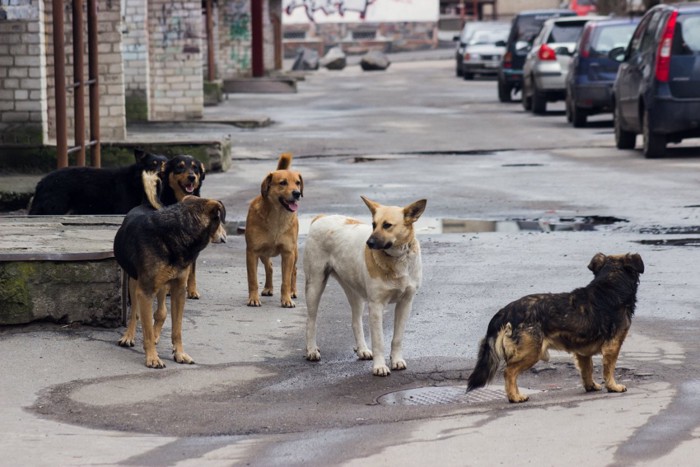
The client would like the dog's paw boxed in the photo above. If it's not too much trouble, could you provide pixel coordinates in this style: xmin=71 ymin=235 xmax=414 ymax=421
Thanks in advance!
xmin=173 ymin=351 xmax=195 ymax=364
xmin=306 ymin=348 xmax=321 ymax=361
xmin=391 ymin=358 xmax=407 ymax=371
xmin=187 ymin=290 xmax=200 ymax=300
xmin=585 ymin=382 xmax=603 ymax=392
xmin=261 ymin=289 xmax=273 ymax=297
xmin=507 ymin=393 xmax=529 ymax=403
xmin=146 ymin=356 xmax=166 ymax=369
xmin=247 ymin=298 xmax=262 ymax=307
xmin=281 ymin=298 xmax=296 ymax=308
xmin=355 ymin=348 xmax=373 ymax=360
xmin=118 ymin=337 xmax=135 ymax=347
xmin=373 ymin=365 xmax=391 ymax=377
xmin=606 ymin=383 xmax=627 ymax=393
xmin=291 ymin=292 xmax=298 ymax=299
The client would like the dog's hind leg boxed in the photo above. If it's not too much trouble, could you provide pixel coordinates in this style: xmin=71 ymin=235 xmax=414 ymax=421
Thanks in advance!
xmin=503 ymin=332 xmax=541 ymax=402
xmin=118 ymin=278 xmax=139 ymax=347
xmin=261 ymin=256 xmax=274 ymax=297
xmin=575 ymin=354 xmax=602 ymax=392
xmin=186 ymin=261 xmax=200 ymax=299
xmin=304 ymin=269 xmax=329 ymax=361
xmin=601 ymin=329 xmax=629 ymax=393
xmin=343 ymin=289 xmax=371 ymax=360
xmin=170 ymin=276 xmax=194 ymax=364
xmin=389 ymin=295 xmax=415 ymax=371
xmin=153 ymin=287 xmax=168 ymax=345
xmin=135 ymin=284 xmax=165 ymax=369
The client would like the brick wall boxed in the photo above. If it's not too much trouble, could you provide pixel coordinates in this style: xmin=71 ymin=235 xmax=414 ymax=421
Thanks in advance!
xmin=148 ymin=0 xmax=203 ymax=120
xmin=43 ymin=0 xmax=126 ymax=143
xmin=0 ymin=2 xmax=47 ymax=145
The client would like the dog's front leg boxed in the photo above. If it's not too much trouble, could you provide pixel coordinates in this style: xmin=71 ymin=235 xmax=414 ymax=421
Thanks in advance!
xmin=246 ymin=250 xmax=262 ymax=306
xmin=389 ymin=296 xmax=414 ymax=371
xmin=135 ymin=285 xmax=165 ymax=369
xmin=369 ymin=302 xmax=390 ymax=376
xmin=602 ymin=331 xmax=628 ymax=393
xmin=350 ymin=295 xmax=372 ymax=360
xmin=170 ymin=277 xmax=194 ymax=364
xmin=280 ymin=250 xmax=296 ymax=308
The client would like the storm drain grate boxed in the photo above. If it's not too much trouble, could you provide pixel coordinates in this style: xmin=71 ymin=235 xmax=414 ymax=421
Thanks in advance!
xmin=377 ymin=385 xmax=538 ymax=406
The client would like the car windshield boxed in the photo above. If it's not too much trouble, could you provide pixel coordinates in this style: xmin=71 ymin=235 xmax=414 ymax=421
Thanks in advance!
xmin=590 ymin=24 xmax=637 ymax=55
xmin=548 ymin=23 xmax=585 ymax=43
xmin=468 ymin=29 xmax=509 ymax=45
xmin=673 ymin=15 xmax=700 ymax=55
xmin=514 ymin=16 xmax=550 ymax=43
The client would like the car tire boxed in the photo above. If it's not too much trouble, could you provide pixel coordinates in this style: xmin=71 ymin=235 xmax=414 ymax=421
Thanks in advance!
xmin=456 ymin=62 xmax=462 ymax=77
xmin=642 ymin=110 xmax=666 ymax=158
xmin=614 ymin=104 xmax=636 ymax=150
xmin=532 ymin=82 xmax=547 ymax=115
xmin=498 ymin=78 xmax=511 ymax=103
xmin=463 ymin=72 xmax=474 ymax=80
xmin=565 ymin=94 xmax=573 ymax=123
xmin=572 ymin=105 xmax=587 ymax=128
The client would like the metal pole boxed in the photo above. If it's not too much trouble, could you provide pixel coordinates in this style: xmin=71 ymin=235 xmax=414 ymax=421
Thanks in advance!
xmin=52 ymin=0 xmax=68 ymax=168
xmin=206 ymin=0 xmax=215 ymax=81
xmin=251 ymin=0 xmax=264 ymax=77
xmin=72 ymin=0 xmax=86 ymax=166
xmin=87 ymin=0 xmax=100 ymax=167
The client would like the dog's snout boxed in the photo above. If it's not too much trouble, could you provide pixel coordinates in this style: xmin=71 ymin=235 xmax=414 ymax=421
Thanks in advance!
xmin=366 ymin=237 xmax=377 ymax=249
xmin=187 ymin=174 xmax=196 ymax=182
xmin=293 ymin=190 xmax=301 ymax=200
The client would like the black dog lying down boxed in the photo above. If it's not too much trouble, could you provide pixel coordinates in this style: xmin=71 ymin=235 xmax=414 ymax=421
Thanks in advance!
xmin=28 ymin=149 xmax=167 ymax=215
xmin=467 ymin=253 xmax=644 ymax=403
xmin=113 ymin=172 xmax=227 ymax=368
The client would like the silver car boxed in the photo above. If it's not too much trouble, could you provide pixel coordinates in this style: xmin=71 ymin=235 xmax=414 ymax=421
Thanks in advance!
xmin=461 ymin=23 xmax=511 ymax=80
xmin=522 ymin=15 xmax=607 ymax=114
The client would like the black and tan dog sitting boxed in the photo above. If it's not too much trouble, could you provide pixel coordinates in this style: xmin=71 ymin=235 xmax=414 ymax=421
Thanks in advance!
xmin=114 ymin=172 xmax=226 ymax=369
xmin=160 ymin=155 xmax=207 ymax=298
xmin=467 ymin=253 xmax=644 ymax=403
xmin=28 ymin=149 xmax=167 ymax=215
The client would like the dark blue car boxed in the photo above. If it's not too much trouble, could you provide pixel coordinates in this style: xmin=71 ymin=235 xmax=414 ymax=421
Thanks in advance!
xmin=565 ymin=18 xmax=639 ymax=127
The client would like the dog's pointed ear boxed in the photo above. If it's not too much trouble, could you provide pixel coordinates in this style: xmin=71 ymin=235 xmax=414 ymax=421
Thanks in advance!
xmin=199 ymin=162 xmax=206 ymax=181
xmin=404 ymin=199 xmax=427 ymax=224
xmin=361 ymin=196 xmax=379 ymax=215
xmin=588 ymin=253 xmax=606 ymax=274
xmin=134 ymin=148 xmax=146 ymax=163
xmin=261 ymin=173 xmax=273 ymax=198
xmin=626 ymin=253 xmax=644 ymax=274
xmin=299 ymin=173 xmax=304 ymax=197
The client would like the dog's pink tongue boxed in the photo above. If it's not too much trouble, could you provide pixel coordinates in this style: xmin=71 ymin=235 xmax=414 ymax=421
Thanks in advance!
xmin=185 ymin=184 xmax=195 ymax=193
xmin=287 ymin=201 xmax=298 ymax=212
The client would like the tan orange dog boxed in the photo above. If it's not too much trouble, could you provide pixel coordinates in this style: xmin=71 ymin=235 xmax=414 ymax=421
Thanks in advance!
xmin=245 ymin=153 xmax=303 ymax=307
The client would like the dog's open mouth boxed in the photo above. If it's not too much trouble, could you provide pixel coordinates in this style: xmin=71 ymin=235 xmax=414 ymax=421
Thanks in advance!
xmin=181 ymin=182 xmax=197 ymax=194
xmin=279 ymin=197 xmax=299 ymax=213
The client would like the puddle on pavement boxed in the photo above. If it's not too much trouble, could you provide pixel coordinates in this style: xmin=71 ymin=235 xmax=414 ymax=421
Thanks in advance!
xmin=231 ymin=215 xmax=628 ymax=236
xmin=635 ymin=238 xmax=700 ymax=247
xmin=639 ymin=226 xmax=700 ymax=235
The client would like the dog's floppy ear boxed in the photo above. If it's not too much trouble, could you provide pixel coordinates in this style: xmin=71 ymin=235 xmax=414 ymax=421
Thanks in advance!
xmin=361 ymin=196 xmax=379 ymax=215
xmin=588 ymin=253 xmax=606 ymax=274
xmin=625 ymin=253 xmax=644 ymax=274
xmin=261 ymin=173 xmax=273 ymax=198
xmin=298 ymin=173 xmax=304 ymax=197
xmin=404 ymin=199 xmax=427 ymax=224
xmin=199 ymin=162 xmax=206 ymax=181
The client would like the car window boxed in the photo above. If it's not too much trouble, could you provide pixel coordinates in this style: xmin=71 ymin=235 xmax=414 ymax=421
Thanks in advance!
xmin=628 ymin=15 xmax=650 ymax=54
xmin=673 ymin=15 xmax=700 ymax=55
xmin=514 ymin=16 xmax=549 ymax=44
xmin=468 ymin=29 xmax=509 ymax=46
xmin=591 ymin=24 xmax=637 ymax=55
xmin=548 ymin=23 xmax=585 ymax=43
xmin=640 ymin=11 xmax=662 ymax=54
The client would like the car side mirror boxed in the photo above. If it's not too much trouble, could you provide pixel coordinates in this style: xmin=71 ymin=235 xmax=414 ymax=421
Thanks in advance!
xmin=608 ymin=46 xmax=626 ymax=62
xmin=495 ymin=40 xmax=506 ymax=47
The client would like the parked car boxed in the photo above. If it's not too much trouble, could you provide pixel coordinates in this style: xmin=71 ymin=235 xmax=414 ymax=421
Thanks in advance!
xmin=461 ymin=23 xmax=511 ymax=80
xmin=565 ymin=18 xmax=639 ymax=127
xmin=454 ymin=22 xmax=510 ymax=77
xmin=497 ymin=9 xmax=576 ymax=102
xmin=612 ymin=2 xmax=700 ymax=158
xmin=522 ymin=15 xmax=607 ymax=114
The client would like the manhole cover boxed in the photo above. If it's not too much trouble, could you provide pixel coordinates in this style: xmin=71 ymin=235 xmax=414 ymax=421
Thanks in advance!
xmin=377 ymin=386 xmax=539 ymax=406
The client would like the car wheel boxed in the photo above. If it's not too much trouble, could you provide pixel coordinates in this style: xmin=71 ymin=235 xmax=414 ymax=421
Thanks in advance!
xmin=614 ymin=104 xmax=636 ymax=150
xmin=572 ymin=105 xmax=587 ymax=128
xmin=463 ymin=72 xmax=474 ymax=80
xmin=565 ymin=94 xmax=573 ymax=123
xmin=642 ymin=110 xmax=666 ymax=158
xmin=532 ymin=82 xmax=547 ymax=115
xmin=498 ymin=78 xmax=511 ymax=103
xmin=456 ymin=62 xmax=463 ymax=77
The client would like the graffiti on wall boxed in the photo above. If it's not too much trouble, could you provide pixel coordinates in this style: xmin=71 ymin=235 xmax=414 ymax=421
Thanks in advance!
xmin=223 ymin=0 xmax=250 ymax=72
xmin=0 ymin=0 xmax=40 ymax=20
xmin=284 ymin=0 xmax=376 ymax=21
xmin=155 ymin=1 xmax=200 ymax=59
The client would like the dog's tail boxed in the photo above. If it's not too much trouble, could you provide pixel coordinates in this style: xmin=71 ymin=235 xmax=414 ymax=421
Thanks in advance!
xmin=466 ymin=321 xmax=512 ymax=392
xmin=276 ymin=152 xmax=293 ymax=170
xmin=141 ymin=171 xmax=163 ymax=210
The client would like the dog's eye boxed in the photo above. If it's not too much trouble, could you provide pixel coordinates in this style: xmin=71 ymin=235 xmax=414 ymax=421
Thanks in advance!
xmin=280 ymin=180 xmax=288 ymax=186
xmin=383 ymin=222 xmax=392 ymax=230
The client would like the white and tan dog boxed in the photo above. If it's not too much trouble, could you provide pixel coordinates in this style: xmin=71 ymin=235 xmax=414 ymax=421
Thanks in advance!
xmin=303 ymin=196 xmax=427 ymax=376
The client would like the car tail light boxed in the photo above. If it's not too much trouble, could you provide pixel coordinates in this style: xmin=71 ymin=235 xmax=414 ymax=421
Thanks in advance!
xmin=463 ymin=53 xmax=471 ymax=61
xmin=655 ymin=11 xmax=678 ymax=82
xmin=538 ymin=44 xmax=557 ymax=61
xmin=579 ymin=23 xmax=595 ymax=58
xmin=503 ymin=51 xmax=512 ymax=68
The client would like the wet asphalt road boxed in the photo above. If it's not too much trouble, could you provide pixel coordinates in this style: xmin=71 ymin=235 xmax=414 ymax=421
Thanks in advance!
xmin=3 ymin=57 xmax=700 ymax=465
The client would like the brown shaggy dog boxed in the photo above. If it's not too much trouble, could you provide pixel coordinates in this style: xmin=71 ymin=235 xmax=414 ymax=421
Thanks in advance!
xmin=467 ymin=253 xmax=644 ymax=403
xmin=245 ymin=153 xmax=303 ymax=308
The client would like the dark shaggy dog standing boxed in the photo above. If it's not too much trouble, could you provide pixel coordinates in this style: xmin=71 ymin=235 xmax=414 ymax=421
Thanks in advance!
xmin=113 ymin=173 xmax=226 ymax=369
xmin=467 ymin=253 xmax=644 ymax=403
xmin=28 ymin=149 xmax=167 ymax=215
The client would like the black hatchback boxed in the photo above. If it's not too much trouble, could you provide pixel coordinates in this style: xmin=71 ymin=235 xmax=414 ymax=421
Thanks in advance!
xmin=612 ymin=2 xmax=700 ymax=158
